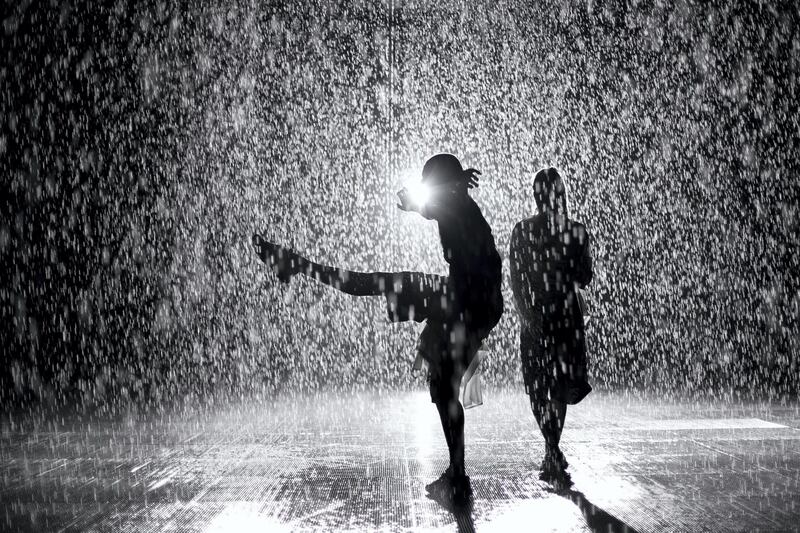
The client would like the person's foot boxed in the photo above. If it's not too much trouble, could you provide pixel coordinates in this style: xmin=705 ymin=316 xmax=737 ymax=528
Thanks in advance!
xmin=425 ymin=466 xmax=452 ymax=493
xmin=539 ymin=447 xmax=573 ymax=490
xmin=538 ymin=445 xmax=550 ymax=471
xmin=539 ymin=444 xmax=569 ymax=470
xmin=426 ymin=468 xmax=472 ymax=507
xmin=538 ymin=463 xmax=557 ymax=482
xmin=451 ymin=473 xmax=473 ymax=506
xmin=252 ymin=234 xmax=300 ymax=283
xmin=549 ymin=468 xmax=573 ymax=492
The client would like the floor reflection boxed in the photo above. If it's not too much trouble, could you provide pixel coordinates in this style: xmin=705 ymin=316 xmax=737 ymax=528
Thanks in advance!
xmin=204 ymin=502 xmax=294 ymax=533
xmin=473 ymin=496 xmax=588 ymax=532
xmin=3 ymin=390 xmax=798 ymax=532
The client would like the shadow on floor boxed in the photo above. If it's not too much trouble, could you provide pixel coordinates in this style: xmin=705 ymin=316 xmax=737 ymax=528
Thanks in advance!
xmin=426 ymin=490 xmax=476 ymax=533
xmin=561 ymin=489 xmax=640 ymax=533
xmin=427 ymin=485 xmax=637 ymax=533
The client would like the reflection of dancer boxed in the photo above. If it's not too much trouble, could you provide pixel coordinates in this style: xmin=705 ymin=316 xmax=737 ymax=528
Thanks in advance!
xmin=509 ymin=167 xmax=593 ymax=489
xmin=253 ymin=153 xmax=503 ymax=505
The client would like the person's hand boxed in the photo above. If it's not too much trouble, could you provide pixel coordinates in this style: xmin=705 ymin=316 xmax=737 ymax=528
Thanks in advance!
xmin=396 ymin=187 xmax=417 ymax=212
xmin=464 ymin=168 xmax=481 ymax=189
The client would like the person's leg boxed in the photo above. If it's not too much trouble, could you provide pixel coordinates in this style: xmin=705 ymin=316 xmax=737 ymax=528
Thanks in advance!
xmin=548 ymin=398 xmax=572 ymax=488
xmin=426 ymin=337 xmax=468 ymax=487
xmin=449 ymin=398 xmax=466 ymax=477
xmin=530 ymin=395 xmax=550 ymax=450
xmin=302 ymin=261 xmax=396 ymax=296
xmin=532 ymin=395 xmax=572 ymax=488
xmin=425 ymin=322 xmax=460 ymax=494
xmin=253 ymin=238 xmax=454 ymax=322
xmin=531 ymin=396 xmax=567 ymax=465
xmin=435 ymin=390 xmax=465 ymax=477
xmin=535 ymin=398 xmax=565 ymax=449
xmin=431 ymin=384 xmax=471 ymax=503
xmin=425 ymin=373 xmax=455 ymax=493
xmin=434 ymin=391 xmax=455 ymax=455
xmin=553 ymin=400 xmax=566 ymax=448
xmin=429 ymin=363 xmax=458 ymax=469
xmin=300 ymin=256 xmax=451 ymax=324
xmin=444 ymin=326 xmax=472 ymax=479
xmin=253 ymin=236 xmax=407 ymax=296
xmin=429 ymin=326 xmax=477 ymax=504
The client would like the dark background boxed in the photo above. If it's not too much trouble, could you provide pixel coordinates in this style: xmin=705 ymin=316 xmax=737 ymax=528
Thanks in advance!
xmin=2 ymin=0 xmax=798 ymax=408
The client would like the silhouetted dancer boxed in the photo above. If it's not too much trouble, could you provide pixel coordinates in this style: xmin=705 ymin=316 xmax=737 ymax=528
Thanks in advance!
xmin=509 ymin=167 xmax=594 ymax=490
xmin=253 ymin=153 xmax=503 ymax=505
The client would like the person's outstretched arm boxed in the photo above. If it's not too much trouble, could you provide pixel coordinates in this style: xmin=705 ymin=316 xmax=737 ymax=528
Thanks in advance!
xmin=509 ymin=222 xmax=537 ymax=325
xmin=396 ymin=184 xmax=462 ymax=222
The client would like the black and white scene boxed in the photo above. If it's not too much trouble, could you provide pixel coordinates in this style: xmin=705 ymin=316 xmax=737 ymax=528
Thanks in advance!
xmin=2 ymin=1 xmax=799 ymax=531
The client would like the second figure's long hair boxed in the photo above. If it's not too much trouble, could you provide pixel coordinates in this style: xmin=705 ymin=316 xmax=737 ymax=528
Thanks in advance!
xmin=533 ymin=167 xmax=569 ymax=234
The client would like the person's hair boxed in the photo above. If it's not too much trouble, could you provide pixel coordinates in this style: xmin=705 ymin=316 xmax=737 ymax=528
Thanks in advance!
xmin=533 ymin=167 xmax=570 ymax=220
xmin=421 ymin=153 xmax=479 ymax=189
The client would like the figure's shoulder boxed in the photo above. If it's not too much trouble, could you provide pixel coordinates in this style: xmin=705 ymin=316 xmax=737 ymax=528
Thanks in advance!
xmin=462 ymin=195 xmax=494 ymax=232
xmin=511 ymin=215 xmax=542 ymax=246
xmin=462 ymin=194 xmax=487 ymax=220
xmin=517 ymin=214 xmax=543 ymax=228
xmin=568 ymin=219 xmax=587 ymax=231
xmin=566 ymin=219 xmax=591 ymax=243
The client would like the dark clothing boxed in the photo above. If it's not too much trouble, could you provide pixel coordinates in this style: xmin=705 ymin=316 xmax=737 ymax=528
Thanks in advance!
xmin=294 ymin=191 xmax=502 ymax=403
xmin=254 ymin=181 xmax=500 ymax=481
xmin=389 ymin=192 xmax=503 ymax=330
xmin=389 ymin=192 xmax=503 ymax=402
xmin=510 ymin=214 xmax=593 ymax=404
xmin=432 ymin=191 xmax=504 ymax=331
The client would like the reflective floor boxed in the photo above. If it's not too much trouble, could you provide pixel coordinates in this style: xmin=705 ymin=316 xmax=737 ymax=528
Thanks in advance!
xmin=2 ymin=389 xmax=799 ymax=532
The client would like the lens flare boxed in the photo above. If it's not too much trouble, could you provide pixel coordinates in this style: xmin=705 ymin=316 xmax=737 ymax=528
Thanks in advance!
xmin=405 ymin=179 xmax=430 ymax=207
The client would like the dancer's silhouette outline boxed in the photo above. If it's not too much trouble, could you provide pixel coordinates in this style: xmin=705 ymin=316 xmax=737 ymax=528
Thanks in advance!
xmin=509 ymin=167 xmax=594 ymax=489
xmin=253 ymin=153 xmax=503 ymax=506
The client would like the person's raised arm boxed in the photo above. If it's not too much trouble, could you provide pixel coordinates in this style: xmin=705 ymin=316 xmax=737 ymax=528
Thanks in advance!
xmin=509 ymin=222 xmax=537 ymax=325
xmin=396 ymin=186 xmax=458 ymax=221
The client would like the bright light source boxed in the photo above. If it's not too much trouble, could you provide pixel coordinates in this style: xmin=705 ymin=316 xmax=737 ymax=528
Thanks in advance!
xmin=405 ymin=178 xmax=430 ymax=207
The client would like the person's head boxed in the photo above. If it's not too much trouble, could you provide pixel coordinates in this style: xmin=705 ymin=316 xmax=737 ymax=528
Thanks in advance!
xmin=533 ymin=167 xmax=569 ymax=218
xmin=421 ymin=153 xmax=478 ymax=194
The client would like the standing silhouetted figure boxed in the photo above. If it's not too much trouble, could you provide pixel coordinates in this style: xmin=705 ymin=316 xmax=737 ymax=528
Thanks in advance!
xmin=253 ymin=153 xmax=503 ymax=505
xmin=509 ymin=167 xmax=593 ymax=489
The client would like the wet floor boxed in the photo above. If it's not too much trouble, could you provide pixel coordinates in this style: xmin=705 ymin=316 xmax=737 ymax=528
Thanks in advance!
xmin=2 ymin=389 xmax=799 ymax=532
